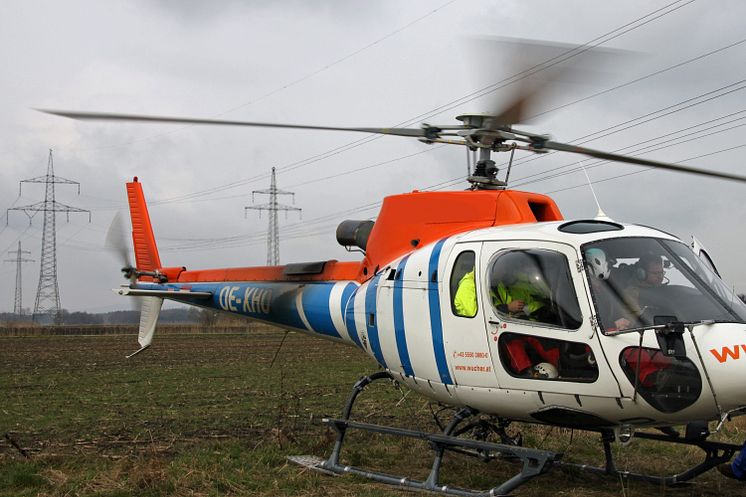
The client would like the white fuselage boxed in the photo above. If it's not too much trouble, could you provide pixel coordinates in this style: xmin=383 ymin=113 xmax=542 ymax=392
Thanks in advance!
xmin=146 ymin=220 xmax=746 ymax=430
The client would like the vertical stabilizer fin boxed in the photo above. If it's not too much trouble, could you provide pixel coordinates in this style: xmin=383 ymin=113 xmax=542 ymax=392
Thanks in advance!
xmin=126 ymin=177 xmax=162 ymax=273
xmin=126 ymin=296 xmax=163 ymax=358
xmin=138 ymin=296 xmax=162 ymax=348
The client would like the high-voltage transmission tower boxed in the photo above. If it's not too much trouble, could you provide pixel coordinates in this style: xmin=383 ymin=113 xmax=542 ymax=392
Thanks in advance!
xmin=4 ymin=241 xmax=34 ymax=316
xmin=7 ymin=150 xmax=90 ymax=323
xmin=245 ymin=167 xmax=301 ymax=266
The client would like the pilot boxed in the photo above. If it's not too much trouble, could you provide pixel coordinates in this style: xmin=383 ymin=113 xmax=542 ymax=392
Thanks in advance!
xmin=585 ymin=248 xmax=632 ymax=331
xmin=623 ymin=254 xmax=666 ymax=318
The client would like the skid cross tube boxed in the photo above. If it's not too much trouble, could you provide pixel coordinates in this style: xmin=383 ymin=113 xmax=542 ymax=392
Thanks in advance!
xmin=318 ymin=372 xmax=560 ymax=496
xmin=321 ymin=418 xmax=560 ymax=496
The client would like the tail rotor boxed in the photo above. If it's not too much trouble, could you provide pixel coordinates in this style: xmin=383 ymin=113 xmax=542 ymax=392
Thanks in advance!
xmin=105 ymin=211 xmax=137 ymax=286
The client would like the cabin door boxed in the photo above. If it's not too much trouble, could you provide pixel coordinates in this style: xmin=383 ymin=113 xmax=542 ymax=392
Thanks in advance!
xmin=480 ymin=240 xmax=622 ymax=398
xmin=441 ymin=242 xmax=499 ymax=389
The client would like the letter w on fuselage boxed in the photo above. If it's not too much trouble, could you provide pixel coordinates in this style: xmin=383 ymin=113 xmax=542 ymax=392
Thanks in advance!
xmin=710 ymin=344 xmax=746 ymax=363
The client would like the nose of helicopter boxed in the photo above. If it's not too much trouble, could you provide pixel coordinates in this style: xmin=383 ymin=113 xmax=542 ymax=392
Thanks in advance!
xmin=692 ymin=324 xmax=746 ymax=412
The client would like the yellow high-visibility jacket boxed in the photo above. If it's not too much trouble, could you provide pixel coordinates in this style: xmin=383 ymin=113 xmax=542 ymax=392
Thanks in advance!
xmin=493 ymin=280 xmax=545 ymax=316
xmin=453 ymin=270 xmax=477 ymax=317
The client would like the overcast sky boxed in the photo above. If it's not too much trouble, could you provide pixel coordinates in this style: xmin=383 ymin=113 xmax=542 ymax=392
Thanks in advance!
xmin=1 ymin=0 xmax=746 ymax=313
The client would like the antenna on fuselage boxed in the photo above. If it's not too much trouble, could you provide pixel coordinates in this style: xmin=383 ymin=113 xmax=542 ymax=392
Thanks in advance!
xmin=581 ymin=163 xmax=611 ymax=221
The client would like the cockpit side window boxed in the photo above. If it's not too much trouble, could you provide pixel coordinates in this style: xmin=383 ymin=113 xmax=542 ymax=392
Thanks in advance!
xmin=487 ymin=249 xmax=582 ymax=329
xmin=451 ymin=251 xmax=477 ymax=318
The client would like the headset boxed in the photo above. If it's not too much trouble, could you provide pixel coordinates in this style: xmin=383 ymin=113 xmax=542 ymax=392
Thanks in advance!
xmin=635 ymin=254 xmax=666 ymax=282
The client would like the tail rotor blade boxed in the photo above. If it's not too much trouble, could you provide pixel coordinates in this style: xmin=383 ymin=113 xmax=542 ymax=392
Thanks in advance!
xmin=105 ymin=211 xmax=132 ymax=267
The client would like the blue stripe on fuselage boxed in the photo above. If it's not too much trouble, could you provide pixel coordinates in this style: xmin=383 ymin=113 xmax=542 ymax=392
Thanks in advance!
xmin=428 ymin=239 xmax=452 ymax=385
xmin=365 ymin=273 xmax=387 ymax=367
xmin=342 ymin=283 xmax=362 ymax=348
xmin=393 ymin=255 xmax=414 ymax=377
xmin=301 ymin=283 xmax=340 ymax=338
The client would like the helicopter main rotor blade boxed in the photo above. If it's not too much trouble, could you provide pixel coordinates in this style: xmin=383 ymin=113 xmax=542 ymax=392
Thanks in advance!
xmin=475 ymin=38 xmax=624 ymax=129
xmin=541 ymin=140 xmax=746 ymax=183
xmin=38 ymin=109 xmax=433 ymax=138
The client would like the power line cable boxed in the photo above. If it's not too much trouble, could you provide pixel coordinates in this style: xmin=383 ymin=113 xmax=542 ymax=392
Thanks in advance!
xmin=152 ymin=0 xmax=695 ymax=205
xmin=168 ymin=110 xmax=746 ymax=252
xmin=500 ymin=78 xmax=746 ymax=173
xmin=31 ymin=4 xmax=714 ymax=255
xmin=512 ymin=118 xmax=746 ymax=188
xmin=162 ymin=76 xmax=746 ymax=211
xmin=40 ymin=86 xmax=746 ymax=254
xmin=64 ymin=0 xmax=458 ymax=155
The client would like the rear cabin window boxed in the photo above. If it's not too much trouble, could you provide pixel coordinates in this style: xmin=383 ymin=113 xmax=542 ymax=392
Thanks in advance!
xmin=450 ymin=251 xmax=477 ymax=318
xmin=499 ymin=332 xmax=598 ymax=382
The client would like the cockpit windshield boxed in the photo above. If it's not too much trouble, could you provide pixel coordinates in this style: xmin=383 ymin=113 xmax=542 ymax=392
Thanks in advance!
xmin=582 ymin=237 xmax=746 ymax=332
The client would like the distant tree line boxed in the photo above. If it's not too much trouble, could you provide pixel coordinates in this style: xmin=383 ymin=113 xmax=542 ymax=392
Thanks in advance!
xmin=0 ymin=307 xmax=207 ymax=326
xmin=0 ymin=307 xmax=251 ymax=326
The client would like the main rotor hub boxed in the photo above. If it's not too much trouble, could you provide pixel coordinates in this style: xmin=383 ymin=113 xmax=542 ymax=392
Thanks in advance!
xmin=456 ymin=113 xmax=500 ymax=129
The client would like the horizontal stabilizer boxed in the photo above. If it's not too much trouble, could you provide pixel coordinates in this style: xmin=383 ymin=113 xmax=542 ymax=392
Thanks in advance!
xmin=115 ymin=287 xmax=212 ymax=301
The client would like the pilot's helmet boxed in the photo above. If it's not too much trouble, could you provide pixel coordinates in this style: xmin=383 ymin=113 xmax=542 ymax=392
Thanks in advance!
xmin=532 ymin=362 xmax=559 ymax=379
xmin=586 ymin=248 xmax=610 ymax=280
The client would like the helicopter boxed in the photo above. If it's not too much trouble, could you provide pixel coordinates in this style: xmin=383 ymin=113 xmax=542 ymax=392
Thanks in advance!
xmin=40 ymin=80 xmax=746 ymax=495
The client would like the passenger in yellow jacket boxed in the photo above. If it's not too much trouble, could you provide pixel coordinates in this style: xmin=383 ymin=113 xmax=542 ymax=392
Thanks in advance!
xmin=454 ymin=268 xmax=552 ymax=322
xmin=453 ymin=270 xmax=478 ymax=317
xmin=493 ymin=279 xmax=546 ymax=317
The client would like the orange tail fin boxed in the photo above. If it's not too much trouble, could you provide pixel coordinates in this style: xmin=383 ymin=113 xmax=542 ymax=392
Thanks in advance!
xmin=126 ymin=177 xmax=162 ymax=274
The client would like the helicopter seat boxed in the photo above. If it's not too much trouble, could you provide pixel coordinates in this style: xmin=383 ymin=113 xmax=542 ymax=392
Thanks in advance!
xmin=621 ymin=347 xmax=671 ymax=388
xmin=500 ymin=334 xmax=560 ymax=377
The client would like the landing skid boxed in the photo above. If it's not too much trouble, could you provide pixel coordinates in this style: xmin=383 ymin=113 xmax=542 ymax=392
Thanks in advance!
xmin=293 ymin=371 xmax=560 ymax=496
xmin=289 ymin=371 xmax=743 ymax=496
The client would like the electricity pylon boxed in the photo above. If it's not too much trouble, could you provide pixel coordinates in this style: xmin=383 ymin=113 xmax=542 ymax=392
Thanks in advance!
xmin=7 ymin=150 xmax=90 ymax=324
xmin=245 ymin=167 xmax=301 ymax=266
xmin=4 ymin=241 xmax=34 ymax=316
